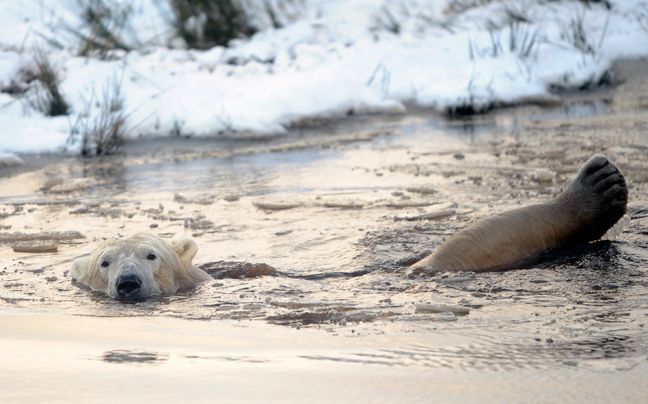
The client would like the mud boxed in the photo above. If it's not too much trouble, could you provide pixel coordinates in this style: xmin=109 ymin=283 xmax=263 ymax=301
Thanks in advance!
xmin=1 ymin=59 xmax=648 ymax=402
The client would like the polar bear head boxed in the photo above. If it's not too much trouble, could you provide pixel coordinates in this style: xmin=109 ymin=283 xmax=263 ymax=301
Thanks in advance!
xmin=71 ymin=233 xmax=211 ymax=299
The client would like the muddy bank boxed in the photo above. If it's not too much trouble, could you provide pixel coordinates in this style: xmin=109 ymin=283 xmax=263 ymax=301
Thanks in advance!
xmin=0 ymin=59 xmax=647 ymax=402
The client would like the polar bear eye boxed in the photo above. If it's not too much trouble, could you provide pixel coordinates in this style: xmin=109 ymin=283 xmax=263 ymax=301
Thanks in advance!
xmin=147 ymin=254 xmax=157 ymax=261
xmin=101 ymin=261 xmax=110 ymax=268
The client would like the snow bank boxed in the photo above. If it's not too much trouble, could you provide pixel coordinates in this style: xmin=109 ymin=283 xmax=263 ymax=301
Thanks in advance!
xmin=0 ymin=152 xmax=24 ymax=167
xmin=0 ymin=0 xmax=647 ymax=154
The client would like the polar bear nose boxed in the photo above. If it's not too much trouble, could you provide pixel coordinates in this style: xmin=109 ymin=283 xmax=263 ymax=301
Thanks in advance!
xmin=116 ymin=274 xmax=142 ymax=299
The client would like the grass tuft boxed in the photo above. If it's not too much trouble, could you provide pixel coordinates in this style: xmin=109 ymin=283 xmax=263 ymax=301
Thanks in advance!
xmin=26 ymin=49 xmax=69 ymax=117
xmin=578 ymin=0 xmax=612 ymax=9
xmin=170 ymin=0 xmax=256 ymax=49
xmin=508 ymin=20 xmax=543 ymax=58
xmin=263 ymin=0 xmax=283 ymax=29
xmin=376 ymin=5 xmax=401 ymax=34
xmin=60 ymin=0 xmax=138 ymax=58
xmin=638 ymin=12 xmax=648 ymax=36
xmin=68 ymin=73 xmax=128 ymax=156
xmin=469 ymin=5 xmax=543 ymax=61
xmin=555 ymin=6 xmax=610 ymax=61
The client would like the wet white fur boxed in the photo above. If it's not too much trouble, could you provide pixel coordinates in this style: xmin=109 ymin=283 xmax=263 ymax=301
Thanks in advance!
xmin=71 ymin=232 xmax=211 ymax=298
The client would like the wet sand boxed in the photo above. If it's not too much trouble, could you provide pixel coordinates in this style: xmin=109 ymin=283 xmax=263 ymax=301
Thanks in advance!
xmin=1 ymin=59 xmax=648 ymax=403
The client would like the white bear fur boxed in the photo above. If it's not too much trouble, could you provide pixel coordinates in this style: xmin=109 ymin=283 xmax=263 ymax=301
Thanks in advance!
xmin=71 ymin=232 xmax=211 ymax=298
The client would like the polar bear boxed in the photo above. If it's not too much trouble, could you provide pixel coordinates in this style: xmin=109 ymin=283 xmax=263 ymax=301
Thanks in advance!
xmin=411 ymin=154 xmax=628 ymax=273
xmin=71 ymin=233 xmax=211 ymax=299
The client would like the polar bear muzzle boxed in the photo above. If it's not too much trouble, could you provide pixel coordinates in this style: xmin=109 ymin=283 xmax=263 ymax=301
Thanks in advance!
xmin=116 ymin=274 xmax=142 ymax=299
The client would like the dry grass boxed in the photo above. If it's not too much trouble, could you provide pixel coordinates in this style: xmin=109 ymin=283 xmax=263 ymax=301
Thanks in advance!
xmin=170 ymin=0 xmax=255 ymax=49
xmin=69 ymin=73 xmax=128 ymax=156
xmin=61 ymin=0 xmax=137 ymax=58
xmin=25 ymin=49 xmax=69 ymax=117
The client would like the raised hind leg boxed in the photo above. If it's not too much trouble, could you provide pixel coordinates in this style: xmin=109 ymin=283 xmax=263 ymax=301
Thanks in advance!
xmin=410 ymin=154 xmax=627 ymax=273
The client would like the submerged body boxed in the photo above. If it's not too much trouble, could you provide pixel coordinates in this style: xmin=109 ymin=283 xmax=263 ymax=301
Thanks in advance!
xmin=412 ymin=154 xmax=628 ymax=272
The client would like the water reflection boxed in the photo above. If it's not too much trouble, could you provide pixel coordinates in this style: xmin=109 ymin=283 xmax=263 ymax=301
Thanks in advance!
xmin=371 ymin=333 xmax=641 ymax=370
xmin=529 ymin=99 xmax=611 ymax=121
xmin=77 ymin=148 xmax=330 ymax=197
xmin=101 ymin=350 xmax=169 ymax=365
xmin=79 ymin=157 xmax=128 ymax=195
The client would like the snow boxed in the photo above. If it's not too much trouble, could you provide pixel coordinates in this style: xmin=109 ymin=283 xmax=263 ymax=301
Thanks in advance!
xmin=0 ymin=151 xmax=23 ymax=167
xmin=0 ymin=0 xmax=647 ymax=154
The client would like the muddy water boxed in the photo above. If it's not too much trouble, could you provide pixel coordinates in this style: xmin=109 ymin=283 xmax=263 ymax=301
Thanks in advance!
xmin=2 ymin=60 xmax=648 ymax=403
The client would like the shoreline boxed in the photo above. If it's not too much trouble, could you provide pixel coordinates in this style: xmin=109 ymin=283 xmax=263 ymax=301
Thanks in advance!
xmin=3 ymin=57 xmax=646 ymax=179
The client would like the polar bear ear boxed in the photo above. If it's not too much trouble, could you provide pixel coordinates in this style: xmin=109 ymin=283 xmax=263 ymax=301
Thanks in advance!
xmin=172 ymin=238 xmax=198 ymax=266
xmin=70 ymin=257 xmax=89 ymax=281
